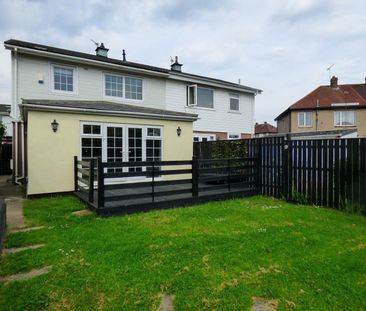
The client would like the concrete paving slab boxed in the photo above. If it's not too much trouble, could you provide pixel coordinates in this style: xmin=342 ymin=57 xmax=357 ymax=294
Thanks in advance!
xmin=0 ymin=266 xmax=52 ymax=283
xmin=3 ymin=244 xmax=46 ymax=254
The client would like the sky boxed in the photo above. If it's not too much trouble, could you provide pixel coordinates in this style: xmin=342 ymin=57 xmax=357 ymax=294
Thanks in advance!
xmin=0 ymin=0 xmax=365 ymax=125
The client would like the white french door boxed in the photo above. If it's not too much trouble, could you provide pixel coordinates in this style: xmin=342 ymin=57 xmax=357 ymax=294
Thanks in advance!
xmin=81 ymin=122 xmax=162 ymax=182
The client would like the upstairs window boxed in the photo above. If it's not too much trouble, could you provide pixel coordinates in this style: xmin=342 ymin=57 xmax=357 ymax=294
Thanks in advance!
xmin=104 ymin=74 xmax=143 ymax=100
xmin=105 ymin=74 xmax=123 ymax=97
xmin=229 ymin=93 xmax=240 ymax=111
xmin=187 ymin=85 xmax=214 ymax=108
xmin=298 ymin=112 xmax=313 ymax=127
xmin=334 ymin=111 xmax=356 ymax=126
xmin=51 ymin=64 xmax=76 ymax=93
xmin=125 ymin=77 xmax=143 ymax=100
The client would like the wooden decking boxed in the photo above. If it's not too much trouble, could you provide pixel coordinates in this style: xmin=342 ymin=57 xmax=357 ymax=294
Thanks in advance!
xmin=74 ymin=157 xmax=259 ymax=216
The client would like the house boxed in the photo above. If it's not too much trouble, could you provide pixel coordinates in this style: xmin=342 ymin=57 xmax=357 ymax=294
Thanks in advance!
xmin=4 ymin=39 xmax=261 ymax=195
xmin=254 ymin=122 xmax=277 ymax=137
xmin=0 ymin=105 xmax=12 ymax=143
xmin=275 ymin=76 xmax=366 ymax=138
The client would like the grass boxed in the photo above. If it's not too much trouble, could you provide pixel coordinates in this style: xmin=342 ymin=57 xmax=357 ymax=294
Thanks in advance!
xmin=0 ymin=196 xmax=366 ymax=310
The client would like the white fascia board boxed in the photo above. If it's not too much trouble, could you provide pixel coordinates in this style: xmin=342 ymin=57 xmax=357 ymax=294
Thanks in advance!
xmin=168 ymin=74 xmax=262 ymax=95
xmin=20 ymin=103 xmax=197 ymax=122
xmin=4 ymin=44 xmax=170 ymax=78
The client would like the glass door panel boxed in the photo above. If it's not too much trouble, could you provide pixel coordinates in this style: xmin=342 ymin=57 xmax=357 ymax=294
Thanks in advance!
xmin=106 ymin=126 xmax=123 ymax=173
xmin=128 ymin=127 xmax=143 ymax=172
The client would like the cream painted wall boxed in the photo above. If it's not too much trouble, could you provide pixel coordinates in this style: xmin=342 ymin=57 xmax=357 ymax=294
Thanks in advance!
xmin=27 ymin=110 xmax=193 ymax=195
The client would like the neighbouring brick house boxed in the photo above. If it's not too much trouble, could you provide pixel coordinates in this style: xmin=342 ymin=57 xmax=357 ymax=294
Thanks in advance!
xmin=275 ymin=76 xmax=366 ymax=138
xmin=254 ymin=122 xmax=277 ymax=137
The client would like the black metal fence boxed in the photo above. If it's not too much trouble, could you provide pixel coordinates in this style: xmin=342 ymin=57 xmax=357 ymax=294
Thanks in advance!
xmin=194 ymin=137 xmax=366 ymax=215
xmin=74 ymin=156 xmax=259 ymax=215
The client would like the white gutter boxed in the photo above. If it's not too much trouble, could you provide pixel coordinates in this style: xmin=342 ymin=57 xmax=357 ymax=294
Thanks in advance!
xmin=4 ymin=44 xmax=170 ymax=78
xmin=20 ymin=103 xmax=198 ymax=121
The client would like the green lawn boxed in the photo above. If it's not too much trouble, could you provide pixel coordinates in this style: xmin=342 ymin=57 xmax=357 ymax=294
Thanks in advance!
xmin=0 ymin=196 xmax=366 ymax=310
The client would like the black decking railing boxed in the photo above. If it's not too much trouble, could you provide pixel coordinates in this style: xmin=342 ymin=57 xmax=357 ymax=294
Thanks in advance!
xmin=74 ymin=156 xmax=259 ymax=215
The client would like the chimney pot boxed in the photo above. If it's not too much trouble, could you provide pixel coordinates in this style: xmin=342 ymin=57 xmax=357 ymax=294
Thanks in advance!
xmin=330 ymin=76 xmax=338 ymax=89
xmin=122 ymin=49 xmax=126 ymax=62
xmin=95 ymin=43 xmax=109 ymax=57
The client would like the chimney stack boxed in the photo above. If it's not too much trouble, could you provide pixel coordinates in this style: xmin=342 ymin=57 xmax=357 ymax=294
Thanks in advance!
xmin=95 ymin=43 xmax=109 ymax=57
xmin=171 ymin=56 xmax=183 ymax=72
xmin=330 ymin=76 xmax=338 ymax=89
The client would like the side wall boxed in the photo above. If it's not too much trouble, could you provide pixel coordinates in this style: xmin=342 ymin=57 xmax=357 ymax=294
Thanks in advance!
xmin=26 ymin=111 xmax=193 ymax=195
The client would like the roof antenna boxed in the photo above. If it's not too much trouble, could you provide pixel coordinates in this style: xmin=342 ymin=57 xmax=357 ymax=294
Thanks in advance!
xmin=238 ymin=78 xmax=241 ymax=85
xmin=170 ymin=56 xmax=174 ymax=64
xmin=90 ymin=39 xmax=99 ymax=47
xmin=326 ymin=64 xmax=334 ymax=80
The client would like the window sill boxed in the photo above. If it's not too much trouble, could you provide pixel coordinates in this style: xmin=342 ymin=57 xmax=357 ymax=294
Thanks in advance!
xmin=186 ymin=106 xmax=215 ymax=112
xmin=227 ymin=110 xmax=242 ymax=114
xmin=334 ymin=125 xmax=356 ymax=127
xmin=103 ymin=96 xmax=144 ymax=103
xmin=298 ymin=125 xmax=313 ymax=128
xmin=50 ymin=90 xmax=78 ymax=96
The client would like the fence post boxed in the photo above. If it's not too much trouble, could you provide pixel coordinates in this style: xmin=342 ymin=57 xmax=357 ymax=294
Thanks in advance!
xmin=74 ymin=156 xmax=78 ymax=192
xmin=192 ymin=156 xmax=199 ymax=197
xmin=151 ymin=161 xmax=155 ymax=202
xmin=282 ymin=135 xmax=290 ymax=200
xmin=256 ymin=139 xmax=262 ymax=193
xmin=227 ymin=159 xmax=231 ymax=192
xmin=97 ymin=157 xmax=105 ymax=208
xmin=88 ymin=159 xmax=95 ymax=203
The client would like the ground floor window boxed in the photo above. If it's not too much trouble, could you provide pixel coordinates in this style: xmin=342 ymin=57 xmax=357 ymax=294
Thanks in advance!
xmin=193 ymin=133 xmax=216 ymax=142
xmin=227 ymin=133 xmax=240 ymax=140
xmin=80 ymin=123 xmax=162 ymax=177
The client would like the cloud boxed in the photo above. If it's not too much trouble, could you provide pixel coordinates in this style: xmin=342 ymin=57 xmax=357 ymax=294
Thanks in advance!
xmin=0 ymin=0 xmax=365 ymax=124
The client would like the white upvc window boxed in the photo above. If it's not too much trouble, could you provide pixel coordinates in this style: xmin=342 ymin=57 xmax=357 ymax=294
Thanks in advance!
xmin=103 ymin=73 xmax=143 ymax=100
xmin=105 ymin=74 xmax=123 ymax=98
xmin=187 ymin=85 xmax=214 ymax=108
xmin=298 ymin=111 xmax=313 ymax=127
xmin=229 ymin=93 xmax=240 ymax=111
xmin=125 ymin=77 xmax=143 ymax=100
xmin=50 ymin=64 xmax=77 ymax=94
xmin=334 ymin=111 xmax=356 ymax=126
xmin=227 ymin=133 xmax=240 ymax=140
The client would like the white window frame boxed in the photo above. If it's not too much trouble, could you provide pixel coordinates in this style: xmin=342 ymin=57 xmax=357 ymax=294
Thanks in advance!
xmin=298 ymin=111 xmax=313 ymax=128
xmin=187 ymin=85 xmax=215 ymax=109
xmin=227 ymin=132 xmax=240 ymax=140
xmin=229 ymin=93 xmax=240 ymax=112
xmin=187 ymin=84 xmax=198 ymax=106
xmin=334 ymin=110 xmax=356 ymax=127
xmin=193 ymin=133 xmax=216 ymax=142
xmin=102 ymin=72 xmax=144 ymax=102
xmin=79 ymin=122 xmax=163 ymax=182
xmin=103 ymin=73 xmax=124 ymax=99
xmin=50 ymin=63 xmax=78 ymax=95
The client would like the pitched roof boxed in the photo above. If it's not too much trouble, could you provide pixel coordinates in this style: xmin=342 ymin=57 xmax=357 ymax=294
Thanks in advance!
xmin=4 ymin=39 xmax=262 ymax=94
xmin=255 ymin=122 xmax=277 ymax=134
xmin=21 ymin=100 xmax=198 ymax=121
xmin=275 ymin=82 xmax=366 ymax=120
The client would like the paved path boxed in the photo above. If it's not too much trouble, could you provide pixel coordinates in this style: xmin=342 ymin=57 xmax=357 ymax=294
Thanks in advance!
xmin=0 ymin=175 xmax=25 ymax=229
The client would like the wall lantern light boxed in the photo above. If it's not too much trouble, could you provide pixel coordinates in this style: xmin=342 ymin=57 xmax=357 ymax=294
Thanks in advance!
xmin=51 ymin=119 xmax=59 ymax=132
xmin=176 ymin=126 xmax=182 ymax=137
